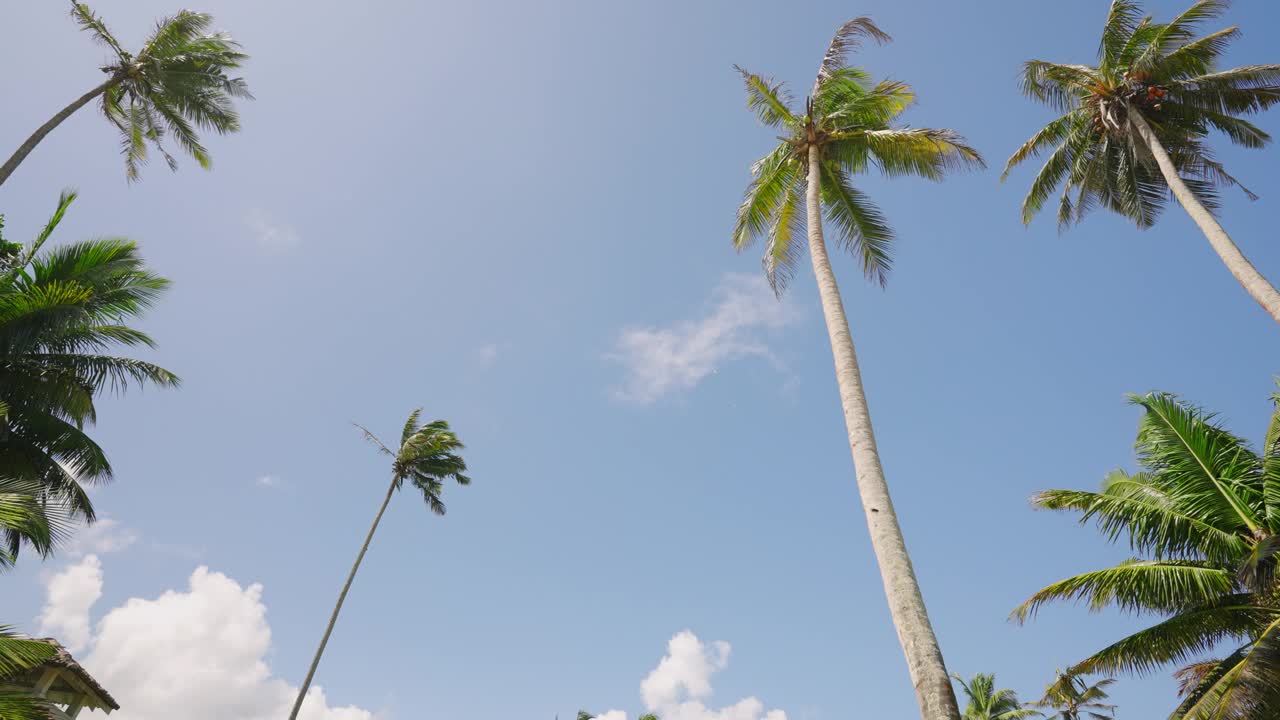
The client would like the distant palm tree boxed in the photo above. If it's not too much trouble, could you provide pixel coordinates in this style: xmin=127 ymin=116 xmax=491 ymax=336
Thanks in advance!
xmin=1003 ymin=0 xmax=1280 ymax=323
xmin=1014 ymin=390 xmax=1280 ymax=720
xmin=733 ymin=18 xmax=982 ymax=720
xmin=953 ymin=673 xmax=1042 ymax=720
xmin=0 ymin=191 xmax=177 ymax=560
xmin=288 ymin=411 xmax=470 ymax=720
xmin=0 ymin=2 xmax=251 ymax=187
xmin=1031 ymin=672 xmax=1116 ymax=720
xmin=0 ymin=627 xmax=57 ymax=720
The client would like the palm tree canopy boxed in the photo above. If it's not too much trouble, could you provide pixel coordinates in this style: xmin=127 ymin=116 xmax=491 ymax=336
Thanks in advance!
xmin=71 ymin=1 xmax=252 ymax=180
xmin=1004 ymin=0 xmax=1280 ymax=229
xmin=1031 ymin=672 xmax=1116 ymax=720
xmin=954 ymin=672 xmax=1042 ymax=720
xmin=358 ymin=409 xmax=470 ymax=515
xmin=0 ymin=191 xmax=177 ymax=559
xmin=732 ymin=18 xmax=983 ymax=292
xmin=1016 ymin=390 xmax=1280 ymax=720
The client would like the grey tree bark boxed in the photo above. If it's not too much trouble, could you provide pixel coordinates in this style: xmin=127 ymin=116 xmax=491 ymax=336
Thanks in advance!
xmin=0 ymin=78 xmax=118 ymax=188
xmin=288 ymin=477 xmax=397 ymax=720
xmin=1129 ymin=111 xmax=1280 ymax=325
xmin=804 ymin=145 xmax=960 ymax=720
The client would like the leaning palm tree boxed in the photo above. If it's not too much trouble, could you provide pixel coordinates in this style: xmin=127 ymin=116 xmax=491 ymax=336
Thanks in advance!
xmin=288 ymin=411 xmax=470 ymax=720
xmin=1014 ymin=390 xmax=1280 ymax=720
xmin=1004 ymin=0 xmax=1280 ymax=323
xmin=0 ymin=191 xmax=177 ymax=560
xmin=954 ymin=673 xmax=1042 ymax=720
xmin=733 ymin=18 xmax=983 ymax=720
xmin=0 ymin=2 xmax=251 ymax=187
xmin=1030 ymin=672 xmax=1116 ymax=720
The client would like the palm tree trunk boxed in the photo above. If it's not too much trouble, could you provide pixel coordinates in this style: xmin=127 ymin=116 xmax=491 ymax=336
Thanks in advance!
xmin=804 ymin=145 xmax=959 ymax=720
xmin=288 ymin=477 xmax=397 ymax=720
xmin=0 ymin=78 xmax=118 ymax=189
xmin=1128 ymin=111 xmax=1280 ymax=325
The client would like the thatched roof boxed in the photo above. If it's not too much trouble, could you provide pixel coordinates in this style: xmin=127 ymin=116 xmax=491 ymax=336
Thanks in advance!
xmin=23 ymin=638 xmax=120 ymax=711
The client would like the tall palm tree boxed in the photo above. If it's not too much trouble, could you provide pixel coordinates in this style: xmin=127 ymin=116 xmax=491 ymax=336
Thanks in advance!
xmin=1030 ymin=672 xmax=1116 ymax=720
xmin=578 ymin=712 xmax=659 ymax=720
xmin=288 ymin=411 xmax=470 ymax=720
xmin=0 ymin=2 xmax=251 ymax=187
xmin=1013 ymin=390 xmax=1280 ymax=720
xmin=953 ymin=673 xmax=1042 ymax=720
xmin=733 ymin=19 xmax=983 ymax=720
xmin=1003 ymin=0 xmax=1280 ymax=323
xmin=0 ymin=190 xmax=177 ymax=560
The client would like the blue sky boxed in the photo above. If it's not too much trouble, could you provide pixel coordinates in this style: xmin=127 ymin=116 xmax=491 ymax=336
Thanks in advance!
xmin=5 ymin=1 xmax=1280 ymax=718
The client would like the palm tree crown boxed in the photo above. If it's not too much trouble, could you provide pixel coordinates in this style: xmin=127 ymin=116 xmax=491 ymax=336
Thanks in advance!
xmin=1004 ymin=0 xmax=1280 ymax=228
xmin=0 ymin=191 xmax=177 ymax=561
xmin=0 ymin=3 xmax=251 ymax=187
xmin=359 ymin=410 xmax=471 ymax=515
xmin=1031 ymin=672 xmax=1116 ymax=720
xmin=954 ymin=673 xmax=1042 ymax=720
xmin=732 ymin=18 xmax=984 ymax=292
xmin=70 ymin=1 xmax=251 ymax=179
xmin=1015 ymin=391 xmax=1280 ymax=720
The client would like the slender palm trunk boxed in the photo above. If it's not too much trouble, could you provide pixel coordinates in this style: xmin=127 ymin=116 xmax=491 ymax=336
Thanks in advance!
xmin=804 ymin=145 xmax=959 ymax=720
xmin=288 ymin=477 xmax=397 ymax=720
xmin=1128 ymin=111 xmax=1280 ymax=325
xmin=0 ymin=78 xmax=118 ymax=189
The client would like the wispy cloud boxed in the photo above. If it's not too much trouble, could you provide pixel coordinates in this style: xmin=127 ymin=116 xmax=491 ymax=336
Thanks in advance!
xmin=65 ymin=516 xmax=138 ymax=557
xmin=608 ymin=273 xmax=798 ymax=404
xmin=256 ymin=474 xmax=282 ymax=488
xmin=244 ymin=209 xmax=301 ymax=252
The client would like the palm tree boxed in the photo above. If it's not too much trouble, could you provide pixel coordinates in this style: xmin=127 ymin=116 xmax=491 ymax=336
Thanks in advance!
xmin=0 ymin=2 xmax=251 ymax=187
xmin=1003 ymin=0 xmax=1280 ymax=323
xmin=953 ymin=673 xmax=1042 ymax=720
xmin=578 ymin=713 xmax=659 ymax=720
xmin=288 ymin=411 xmax=470 ymax=720
xmin=1014 ymin=390 xmax=1280 ymax=720
xmin=0 ymin=190 xmax=177 ymax=560
xmin=0 ymin=627 xmax=57 ymax=720
xmin=1030 ymin=672 xmax=1116 ymax=720
xmin=732 ymin=18 xmax=983 ymax=720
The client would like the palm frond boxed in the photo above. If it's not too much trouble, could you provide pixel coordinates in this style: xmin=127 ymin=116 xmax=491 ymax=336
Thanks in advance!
xmin=732 ymin=144 xmax=801 ymax=252
xmin=762 ymin=174 xmax=805 ymax=295
xmin=1098 ymin=0 xmax=1145 ymax=74
xmin=812 ymin=17 xmax=891 ymax=96
xmin=1070 ymin=598 xmax=1273 ymax=677
xmin=734 ymin=67 xmax=798 ymax=130
xmin=818 ymin=162 xmax=894 ymax=287
xmin=1011 ymin=559 xmax=1235 ymax=622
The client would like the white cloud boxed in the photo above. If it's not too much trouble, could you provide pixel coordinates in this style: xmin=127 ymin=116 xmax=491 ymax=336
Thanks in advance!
xmin=65 ymin=517 xmax=139 ymax=557
xmin=595 ymin=630 xmax=786 ymax=720
xmin=39 ymin=562 xmax=374 ymax=720
xmin=245 ymin=209 xmax=301 ymax=252
xmin=257 ymin=474 xmax=282 ymax=488
xmin=37 ymin=554 xmax=103 ymax=653
xmin=608 ymin=274 xmax=797 ymax=404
